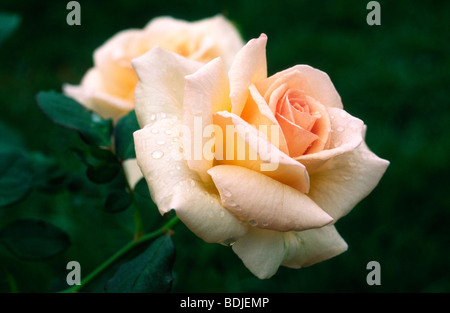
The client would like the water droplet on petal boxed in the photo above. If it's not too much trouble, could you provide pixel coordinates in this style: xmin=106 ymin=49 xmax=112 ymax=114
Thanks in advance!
xmin=337 ymin=126 xmax=344 ymax=132
xmin=164 ymin=129 xmax=172 ymax=135
xmin=249 ymin=220 xmax=258 ymax=227
xmin=150 ymin=114 xmax=156 ymax=121
xmin=175 ymin=165 xmax=181 ymax=170
xmin=220 ymin=238 xmax=236 ymax=246
xmin=151 ymin=150 xmax=164 ymax=159
xmin=262 ymin=221 xmax=269 ymax=227
xmin=340 ymin=111 xmax=347 ymax=118
xmin=334 ymin=140 xmax=342 ymax=147
xmin=222 ymin=188 xmax=232 ymax=197
xmin=227 ymin=199 xmax=237 ymax=207
xmin=151 ymin=128 xmax=159 ymax=134
xmin=160 ymin=112 xmax=167 ymax=119
xmin=157 ymin=140 xmax=165 ymax=145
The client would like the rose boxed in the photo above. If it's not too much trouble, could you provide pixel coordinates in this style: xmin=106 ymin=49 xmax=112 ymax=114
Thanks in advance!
xmin=64 ymin=15 xmax=243 ymax=122
xmin=132 ymin=34 xmax=389 ymax=278
xmin=62 ymin=15 xmax=244 ymax=188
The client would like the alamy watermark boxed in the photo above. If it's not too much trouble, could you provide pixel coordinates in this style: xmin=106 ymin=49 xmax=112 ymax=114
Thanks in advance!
xmin=366 ymin=1 xmax=381 ymax=26
xmin=66 ymin=1 xmax=81 ymax=26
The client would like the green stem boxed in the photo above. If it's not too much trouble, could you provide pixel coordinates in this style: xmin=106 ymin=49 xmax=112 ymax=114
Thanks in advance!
xmin=60 ymin=216 xmax=179 ymax=293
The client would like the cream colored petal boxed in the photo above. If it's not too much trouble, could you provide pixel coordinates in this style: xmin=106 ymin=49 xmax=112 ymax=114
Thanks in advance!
xmin=295 ymin=108 xmax=365 ymax=173
xmin=228 ymin=34 xmax=268 ymax=117
xmin=240 ymin=84 xmax=289 ymax=155
xmin=122 ymin=158 xmax=143 ymax=190
xmin=183 ymin=57 xmax=231 ymax=181
xmin=208 ymin=165 xmax=333 ymax=232
xmin=307 ymin=140 xmax=389 ymax=221
xmin=131 ymin=47 xmax=203 ymax=127
xmin=194 ymin=15 xmax=245 ymax=70
xmin=63 ymin=68 xmax=133 ymax=122
xmin=213 ymin=111 xmax=310 ymax=193
xmin=282 ymin=224 xmax=348 ymax=268
xmin=257 ymin=65 xmax=343 ymax=110
xmin=232 ymin=227 xmax=285 ymax=279
xmin=133 ymin=118 xmax=247 ymax=243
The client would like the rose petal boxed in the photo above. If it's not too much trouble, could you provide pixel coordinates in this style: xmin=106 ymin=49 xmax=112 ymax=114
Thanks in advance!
xmin=122 ymin=158 xmax=143 ymax=190
xmin=131 ymin=47 xmax=203 ymax=127
xmin=183 ymin=57 xmax=231 ymax=181
xmin=208 ymin=165 xmax=333 ymax=232
xmin=63 ymin=69 xmax=134 ymax=122
xmin=240 ymin=84 xmax=289 ymax=155
xmin=303 ymin=95 xmax=331 ymax=154
xmin=213 ymin=111 xmax=310 ymax=193
xmin=144 ymin=15 xmax=243 ymax=70
xmin=276 ymin=113 xmax=319 ymax=157
xmin=307 ymin=140 xmax=390 ymax=221
xmin=257 ymin=65 xmax=343 ymax=110
xmin=193 ymin=15 xmax=245 ymax=70
xmin=282 ymin=225 xmax=348 ymax=268
xmin=228 ymin=34 xmax=268 ymax=117
xmin=295 ymin=108 xmax=365 ymax=173
xmin=134 ymin=119 xmax=247 ymax=243
xmin=232 ymin=227 xmax=285 ymax=279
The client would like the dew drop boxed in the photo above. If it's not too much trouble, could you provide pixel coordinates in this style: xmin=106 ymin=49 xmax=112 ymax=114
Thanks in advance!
xmin=160 ymin=112 xmax=167 ymax=119
xmin=337 ymin=126 xmax=344 ymax=132
xmin=151 ymin=150 xmax=164 ymax=160
xmin=330 ymin=115 xmax=335 ymax=120
xmin=175 ymin=165 xmax=181 ymax=170
xmin=334 ymin=140 xmax=342 ymax=147
xmin=164 ymin=129 xmax=172 ymax=135
xmin=150 ymin=114 xmax=156 ymax=121
xmin=227 ymin=199 xmax=237 ymax=207
xmin=340 ymin=111 xmax=347 ymax=118
xmin=151 ymin=128 xmax=159 ymax=134
xmin=262 ymin=221 xmax=269 ymax=227
xmin=235 ymin=205 xmax=241 ymax=211
xmin=220 ymin=238 xmax=236 ymax=246
xmin=249 ymin=220 xmax=258 ymax=227
xmin=222 ymin=188 xmax=232 ymax=197
xmin=157 ymin=140 xmax=165 ymax=145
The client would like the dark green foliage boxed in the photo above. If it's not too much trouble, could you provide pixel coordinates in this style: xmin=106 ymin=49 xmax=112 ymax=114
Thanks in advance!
xmin=0 ymin=219 xmax=70 ymax=261
xmin=105 ymin=234 xmax=175 ymax=293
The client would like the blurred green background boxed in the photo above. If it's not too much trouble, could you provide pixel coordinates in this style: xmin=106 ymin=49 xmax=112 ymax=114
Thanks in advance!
xmin=0 ymin=0 xmax=449 ymax=292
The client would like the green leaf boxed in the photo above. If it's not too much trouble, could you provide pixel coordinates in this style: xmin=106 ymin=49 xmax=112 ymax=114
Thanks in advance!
xmin=105 ymin=234 xmax=175 ymax=293
xmin=114 ymin=110 xmax=140 ymax=160
xmin=72 ymin=146 xmax=121 ymax=184
xmin=104 ymin=189 xmax=132 ymax=213
xmin=36 ymin=91 xmax=112 ymax=147
xmin=0 ymin=12 xmax=21 ymax=46
xmin=134 ymin=177 xmax=151 ymax=199
xmin=0 ymin=219 xmax=70 ymax=261
xmin=0 ymin=151 xmax=33 ymax=207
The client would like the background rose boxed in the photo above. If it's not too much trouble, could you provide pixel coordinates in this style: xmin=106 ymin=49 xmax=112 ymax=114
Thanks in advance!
xmin=133 ymin=35 xmax=389 ymax=278
xmin=63 ymin=15 xmax=244 ymax=189
xmin=63 ymin=15 xmax=244 ymax=122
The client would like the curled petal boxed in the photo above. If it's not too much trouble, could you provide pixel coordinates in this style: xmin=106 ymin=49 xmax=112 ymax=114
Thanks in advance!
xmin=134 ymin=119 xmax=247 ymax=243
xmin=295 ymin=108 xmax=365 ymax=173
xmin=183 ymin=57 xmax=231 ymax=181
xmin=228 ymin=34 xmax=268 ymax=116
xmin=131 ymin=47 xmax=203 ymax=127
xmin=307 ymin=140 xmax=390 ymax=221
xmin=232 ymin=227 xmax=285 ymax=279
xmin=257 ymin=65 xmax=343 ymax=110
xmin=282 ymin=225 xmax=348 ymax=268
xmin=213 ymin=111 xmax=310 ymax=193
xmin=208 ymin=165 xmax=333 ymax=232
